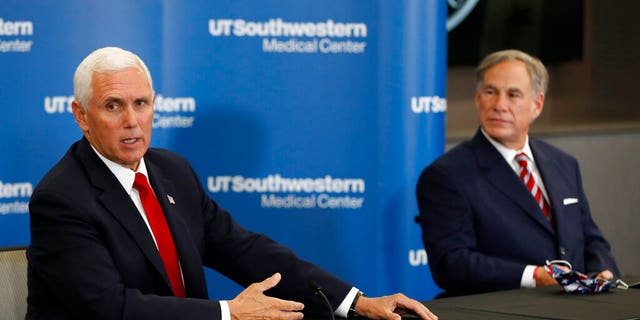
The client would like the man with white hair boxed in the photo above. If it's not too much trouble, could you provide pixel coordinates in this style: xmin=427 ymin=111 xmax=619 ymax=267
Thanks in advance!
xmin=27 ymin=47 xmax=438 ymax=320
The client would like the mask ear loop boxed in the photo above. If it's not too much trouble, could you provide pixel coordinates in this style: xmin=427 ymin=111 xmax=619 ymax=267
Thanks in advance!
xmin=545 ymin=259 xmax=573 ymax=270
xmin=544 ymin=260 xmax=572 ymax=277
xmin=614 ymin=279 xmax=629 ymax=290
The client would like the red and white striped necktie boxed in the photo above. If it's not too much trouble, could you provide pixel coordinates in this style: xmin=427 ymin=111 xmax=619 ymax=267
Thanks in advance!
xmin=515 ymin=152 xmax=551 ymax=220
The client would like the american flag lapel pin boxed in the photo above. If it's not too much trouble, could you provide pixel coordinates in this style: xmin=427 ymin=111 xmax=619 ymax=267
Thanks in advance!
xmin=167 ymin=195 xmax=176 ymax=205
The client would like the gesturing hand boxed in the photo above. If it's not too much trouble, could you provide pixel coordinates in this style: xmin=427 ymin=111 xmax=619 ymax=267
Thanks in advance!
xmin=228 ymin=273 xmax=305 ymax=320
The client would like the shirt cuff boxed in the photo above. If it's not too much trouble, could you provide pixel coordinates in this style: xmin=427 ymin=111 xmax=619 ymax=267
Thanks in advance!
xmin=520 ymin=265 xmax=537 ymax=288
xmin=220 ymin=301 xmax=230 ymax=320
xmin=335 ymin=287 xmax=360 ymax=318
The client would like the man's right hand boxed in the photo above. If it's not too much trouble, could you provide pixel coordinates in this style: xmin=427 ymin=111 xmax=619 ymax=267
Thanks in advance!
xmin=534 ymin=266 xmax=559 ymax=287
xmin=228 ymin=273 xmax=305 ymax=320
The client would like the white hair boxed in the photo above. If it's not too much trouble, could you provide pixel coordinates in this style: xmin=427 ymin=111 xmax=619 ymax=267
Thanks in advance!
xmin=73 ymin=47 xmax=153 ymax=110
xmin=475 ymin=49 xmax=548 ymax=97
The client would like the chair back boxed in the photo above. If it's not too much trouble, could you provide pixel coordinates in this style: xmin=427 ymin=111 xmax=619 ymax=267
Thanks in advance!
xmin=0 ymin=246 xmax=28 ymax=320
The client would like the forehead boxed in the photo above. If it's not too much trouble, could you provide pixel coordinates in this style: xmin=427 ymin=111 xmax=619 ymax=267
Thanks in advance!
xmin=481 ymin=60 xmax=532 ymax=91
xmin=90 ymin=67 xmax=152 ymax=97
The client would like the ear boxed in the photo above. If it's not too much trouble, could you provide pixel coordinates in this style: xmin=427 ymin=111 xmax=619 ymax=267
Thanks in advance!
xmin=531 ymin=91 xmax=545 ymax=119
xmin=71 ymin=100 xmax=89 ymax=132
xmin=474 ymin=89 xmax=482 ymax=113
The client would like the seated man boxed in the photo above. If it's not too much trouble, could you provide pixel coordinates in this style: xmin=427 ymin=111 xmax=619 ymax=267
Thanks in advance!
xmin=415 ymin=49 xmax=619 ymax=296
xmin=27 ymin=46 xmax=437 ymax=320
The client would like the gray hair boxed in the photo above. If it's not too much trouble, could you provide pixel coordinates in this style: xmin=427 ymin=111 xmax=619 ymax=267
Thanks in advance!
xmin=73 ymin=47 xmax=153 ymax=110
xmin=475 ymin=49 xmax=548 ymax=96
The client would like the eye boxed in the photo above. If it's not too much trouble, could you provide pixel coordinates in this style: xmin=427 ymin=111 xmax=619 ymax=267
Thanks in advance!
xmin=134 ymin=99 xmax=150 ymax=109
xmin=509 ymin=91 xmax=523 ymax=99
xmin=484 ymin=88 xmax=496 ymax=96
xmin=106 ymin=103 xmax=120 ymax=111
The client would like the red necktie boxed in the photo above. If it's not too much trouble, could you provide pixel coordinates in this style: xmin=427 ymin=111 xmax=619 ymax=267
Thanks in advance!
xmin=515 ymin=153 xmax=551 ymax=220
xmin=133 ymin=172 xmax=185 ymax=297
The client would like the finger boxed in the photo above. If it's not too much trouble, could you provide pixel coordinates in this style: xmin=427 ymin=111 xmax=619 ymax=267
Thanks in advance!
xmin=393 ymin=295 xmax=438 ymax=320
xmin=400 ymin=302 xmax=438 ymax=320
xmin=390 ymin=293 xmax=415 ymax=310
xmin=275 ymin=310 xmax=304 ymax=320
xmin=598 ymin=270 xmax=614 ymax=280
xmin=253 ymin=272 xmax=282 ymax=293
xmin=417 ymin=306 xmax=439 ymax=320
xmin=248 ymin=308 xmax=304 ymax=320
xmin=268 ymin=296 xmax=305 ymax=312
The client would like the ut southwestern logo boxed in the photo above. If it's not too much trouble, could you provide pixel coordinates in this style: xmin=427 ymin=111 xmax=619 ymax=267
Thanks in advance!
xmin=43 ymin=94 xmax=197 ymax=129
xmin=0 ymin=180 xmax=32 ymax=215
xmin=208 ymin=174 xmax=366 ymax=210
xmin=209 ymin=18 xmax=368 ymax=55
xmin=411 ymin=96 xmax=447 ymax=114
xmin=409 ymin=249 xmax=428 ymax=267
xmin=0 ymin=17 xmax=34 ymax=52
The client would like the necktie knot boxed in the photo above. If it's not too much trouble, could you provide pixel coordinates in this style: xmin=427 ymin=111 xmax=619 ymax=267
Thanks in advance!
xmin=134 ymin=173 xmax=152 ymax=196
xmin=515 ymin=152 xmax=529 ymax=169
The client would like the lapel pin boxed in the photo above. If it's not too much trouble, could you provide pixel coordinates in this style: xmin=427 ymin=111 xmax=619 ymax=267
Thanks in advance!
xmin=167 ymin=195 xmax=176 ymax=205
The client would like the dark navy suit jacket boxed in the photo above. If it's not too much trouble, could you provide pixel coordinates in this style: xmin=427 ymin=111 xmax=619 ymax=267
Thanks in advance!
xmin=27 ymin=137 xmax=351 ymax=319
xmin=416 ymin=129 xmax=619 ymax=296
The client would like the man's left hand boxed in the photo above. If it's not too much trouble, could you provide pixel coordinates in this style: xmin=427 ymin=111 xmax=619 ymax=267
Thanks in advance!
xmin=354 ymin=293 xmax=438 ymax=320
xmin=596 ymin=270 xmax=614 ymax=280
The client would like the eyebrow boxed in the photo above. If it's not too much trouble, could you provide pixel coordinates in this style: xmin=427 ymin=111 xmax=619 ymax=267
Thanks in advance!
xmin=481 ymin=84 xmax=497 ymax=91
xmin=507 ymin=88 xmax=524 ymax=94
xmin=102 ymin=97 xmax=125 ymax=105
xmin=102 ymin=96 xmax=152 ymax=105
xmin=481 ymin=84 xmax=524 ymax=93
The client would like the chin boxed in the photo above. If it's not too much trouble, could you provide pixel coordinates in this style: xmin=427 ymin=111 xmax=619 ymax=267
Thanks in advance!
xmin=486 ymin=130 xmax=514 ymax=142
xmin=484 ymin=127 xmax=505 ymax=136
xmin=119 ymin=154 xmax=144 ymax=166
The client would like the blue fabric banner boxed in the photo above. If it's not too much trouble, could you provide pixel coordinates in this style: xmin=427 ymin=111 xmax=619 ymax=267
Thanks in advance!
xmin=0 ymin=0 xmax=446 ymax=300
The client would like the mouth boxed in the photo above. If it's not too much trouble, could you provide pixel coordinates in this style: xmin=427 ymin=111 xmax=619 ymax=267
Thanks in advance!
xmin=121 ymin=138 xmax=140 ymax=144
xmin=488 ymin=118 xmax=510 ymax=124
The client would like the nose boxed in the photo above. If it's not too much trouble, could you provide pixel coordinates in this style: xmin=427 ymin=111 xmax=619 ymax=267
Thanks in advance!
xmin=492 ymin=93 xmax=508 ymax=112
xmin=122 ymin=104 xmax=139 ymax=127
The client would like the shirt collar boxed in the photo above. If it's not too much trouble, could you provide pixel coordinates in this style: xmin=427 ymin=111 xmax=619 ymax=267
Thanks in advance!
xmin=89 ymin=144 xmax=149 ymax=193
xmin=480 ymin=128 xmax=535 ymax=163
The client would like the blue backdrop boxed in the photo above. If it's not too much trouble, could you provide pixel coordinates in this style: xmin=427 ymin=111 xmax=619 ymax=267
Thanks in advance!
xmin=0 ymin=0 xmax=446 ymax=300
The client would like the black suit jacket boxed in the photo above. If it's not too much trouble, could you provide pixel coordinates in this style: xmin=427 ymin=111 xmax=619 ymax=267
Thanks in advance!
xmin=27 ymin=138 xmax=351 ymax=319
xmin=416 ymin=130 xmax=619 ymax=296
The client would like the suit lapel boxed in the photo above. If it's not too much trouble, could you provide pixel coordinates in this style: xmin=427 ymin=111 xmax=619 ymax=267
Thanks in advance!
xmin=530 ymin=140 xmax=571 ymax=237
xmin=472 ymin=131 xmax=554 ymax=234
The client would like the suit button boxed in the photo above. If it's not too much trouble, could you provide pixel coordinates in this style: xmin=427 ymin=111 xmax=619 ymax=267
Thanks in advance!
xmin=559 ymin=247 xmax=567 ymax=256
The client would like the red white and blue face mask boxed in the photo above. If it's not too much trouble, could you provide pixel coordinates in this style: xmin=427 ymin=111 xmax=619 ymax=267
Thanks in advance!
xmin=544 ymin=260 xmax=628 ymax=294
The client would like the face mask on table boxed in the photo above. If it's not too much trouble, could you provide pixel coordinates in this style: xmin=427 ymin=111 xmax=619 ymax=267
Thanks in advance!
xmin=544 ymin=260 xmax=628 ymax=294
